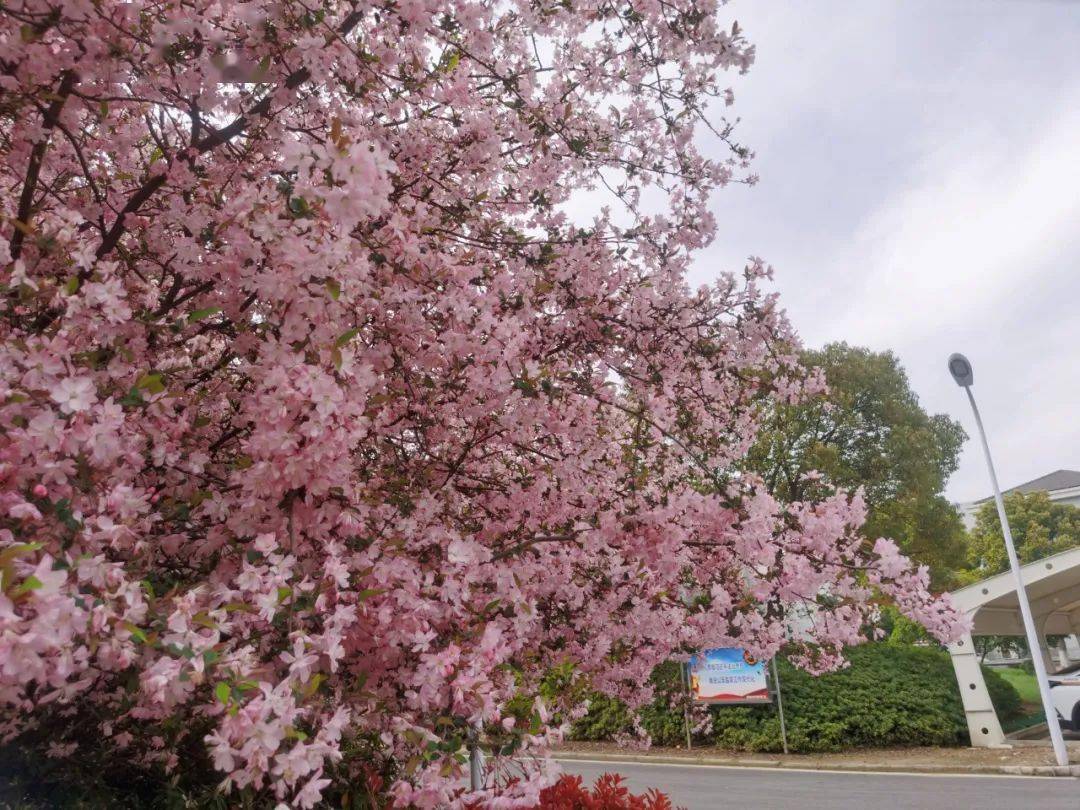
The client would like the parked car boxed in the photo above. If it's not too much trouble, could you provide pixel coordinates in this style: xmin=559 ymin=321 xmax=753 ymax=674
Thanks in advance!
xmin=1049 ymin=663 xmax=1080 ymax=730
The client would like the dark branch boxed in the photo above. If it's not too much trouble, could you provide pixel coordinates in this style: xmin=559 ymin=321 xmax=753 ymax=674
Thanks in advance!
xmin=9 ymin=70 xmax=77 ymax=262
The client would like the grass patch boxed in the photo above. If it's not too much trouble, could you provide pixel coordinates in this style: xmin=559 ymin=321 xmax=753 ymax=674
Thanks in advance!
xmin=995 ymin=667 xmax=1040 ymax=703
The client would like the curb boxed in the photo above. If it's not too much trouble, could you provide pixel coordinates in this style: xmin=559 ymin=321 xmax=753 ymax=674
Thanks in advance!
xmin=1000 ymin=764 xmax=1080 ymax=777
xmin=554 ymin=750 xmax=1080 ymax=778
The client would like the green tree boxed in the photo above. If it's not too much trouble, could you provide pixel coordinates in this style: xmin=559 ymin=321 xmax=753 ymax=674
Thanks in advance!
xmin=961 ymin=491 xmax=1080 ymax=580
xmin=746 ymin=343 xmax=967 ymax=587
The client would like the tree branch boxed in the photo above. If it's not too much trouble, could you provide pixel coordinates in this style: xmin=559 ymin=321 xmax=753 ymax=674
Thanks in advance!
xmin=9 ymin=70 xmax=77 ymax=262
xmin=92 ymin=8 xmax=365 ymax=266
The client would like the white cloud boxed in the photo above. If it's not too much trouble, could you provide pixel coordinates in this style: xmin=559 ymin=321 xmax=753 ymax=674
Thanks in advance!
xmin=693 ymin=0 xmax=1080 ymax=502
xmin=815 ymin=94 xmax=1080 ymax=349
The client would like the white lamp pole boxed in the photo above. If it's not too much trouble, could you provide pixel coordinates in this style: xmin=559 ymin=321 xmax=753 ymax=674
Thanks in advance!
xmin=469 ymin=722 xmax=485 ymax=792
xmin=948 ymin=353 xmax=1068 ymax=767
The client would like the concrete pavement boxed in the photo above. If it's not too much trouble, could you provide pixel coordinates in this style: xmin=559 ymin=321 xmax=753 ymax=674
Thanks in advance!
xmin=559 ymin=758 xmax=1079 ymax=809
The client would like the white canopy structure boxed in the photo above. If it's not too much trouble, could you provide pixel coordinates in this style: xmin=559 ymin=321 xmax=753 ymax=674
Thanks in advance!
xmin=947 ymin=546 xmax=1080 ymax=746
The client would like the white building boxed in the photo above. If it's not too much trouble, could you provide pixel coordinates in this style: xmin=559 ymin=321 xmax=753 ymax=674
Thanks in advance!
xmin=955 ymin=468 xmax=1080 ymax=530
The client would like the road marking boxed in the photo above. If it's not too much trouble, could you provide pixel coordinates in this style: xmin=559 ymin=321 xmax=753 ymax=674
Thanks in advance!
xmin=555 ymin=758 xmax=1071 ymax=780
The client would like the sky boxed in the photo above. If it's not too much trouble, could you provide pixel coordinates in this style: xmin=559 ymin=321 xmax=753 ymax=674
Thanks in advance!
xmin=689 ymin=0 xmax=1080 ymax=502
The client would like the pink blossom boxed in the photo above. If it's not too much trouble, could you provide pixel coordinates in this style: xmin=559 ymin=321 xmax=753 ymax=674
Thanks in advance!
xmin=0 ymin=2 xmax=962 ymax=805
xmin=8 ymin=502 xmax=42 ymax=521
xmin=49 ymin=377 xmax=96 ymax=414
xmin=295 ymin=774 xmax=332 ymax=808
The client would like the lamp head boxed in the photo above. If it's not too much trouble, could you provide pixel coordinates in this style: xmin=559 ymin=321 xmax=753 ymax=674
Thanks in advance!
xmin=948 ymin=353 xmax=974 ymax=387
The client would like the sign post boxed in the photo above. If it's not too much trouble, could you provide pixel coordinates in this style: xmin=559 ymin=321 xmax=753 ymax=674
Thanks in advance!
xmin=770 ymin=657 xmax=789 ymax=754
xmin=689 ymin=647 xmax=789 ymax=754
xmin=681 ymin=662 xmax=693 ymax=750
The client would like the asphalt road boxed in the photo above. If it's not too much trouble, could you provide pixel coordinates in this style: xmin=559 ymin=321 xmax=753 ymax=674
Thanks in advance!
xmin=558 ymin=759 xmax=1079 ymax=810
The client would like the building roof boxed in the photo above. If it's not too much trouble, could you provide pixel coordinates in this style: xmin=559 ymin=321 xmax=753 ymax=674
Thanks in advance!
xmin=1005 ymin=469 xmax=1080 ymax=495
xmin=960 ymin=468 xmax=1080 ymax=508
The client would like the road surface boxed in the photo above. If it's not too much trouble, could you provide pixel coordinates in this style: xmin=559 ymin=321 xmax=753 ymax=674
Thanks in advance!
xmin=558 ymin=759 xmax=1078 ymax=809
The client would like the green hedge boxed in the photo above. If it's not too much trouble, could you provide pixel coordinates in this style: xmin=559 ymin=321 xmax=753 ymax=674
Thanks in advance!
xmin=572 ymin=643 xmax=1022 ymax=753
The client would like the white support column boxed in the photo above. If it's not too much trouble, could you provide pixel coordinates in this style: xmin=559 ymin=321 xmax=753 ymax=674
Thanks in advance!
xmin=1037 ymin=638 xmax=1057 ymax=672
xmin=1038 ymin=614 xmax=1060 ymax=672
xmin=947 ymin=633 xmax=1006 ymax=747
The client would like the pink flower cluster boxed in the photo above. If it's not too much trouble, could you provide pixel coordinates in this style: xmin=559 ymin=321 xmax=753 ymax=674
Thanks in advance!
xmin=0 ymin=1 xmax=965 ymax=806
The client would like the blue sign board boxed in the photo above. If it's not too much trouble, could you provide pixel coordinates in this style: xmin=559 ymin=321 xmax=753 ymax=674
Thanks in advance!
xmin=688 ymin=648 xmax=771 ymax=704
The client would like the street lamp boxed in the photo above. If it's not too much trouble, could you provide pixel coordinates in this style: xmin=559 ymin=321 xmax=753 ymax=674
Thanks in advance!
xmin=948 ymin=353 xmax=1069 ymax=766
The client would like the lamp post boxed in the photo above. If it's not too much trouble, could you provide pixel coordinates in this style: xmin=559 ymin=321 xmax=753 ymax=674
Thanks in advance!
xmin=948 ymin=353 xmax=1069 ymax=766
xmin=469 ymin=722 xmax=484 ymax=792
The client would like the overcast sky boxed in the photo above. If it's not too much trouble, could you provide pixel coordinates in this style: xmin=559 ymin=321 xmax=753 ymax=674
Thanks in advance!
xmin=689 ymin=0 xmax=1080 ymax=502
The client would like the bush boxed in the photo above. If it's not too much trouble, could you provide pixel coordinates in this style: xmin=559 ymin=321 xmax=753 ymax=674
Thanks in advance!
xmin=537 ymin=774 xmax=674 ymax=810
xmin=571 ymin=643 xmax=1023 ymax=753
xmin=983 ymin=665 xmax=1023 ymax=720
xmin=573 ymin=693 xmax=633 ymax=742
xmin=712 ymin=645 xmax=969 ymax=752
xmin=571 ymin=661 xmax=685 ymax=745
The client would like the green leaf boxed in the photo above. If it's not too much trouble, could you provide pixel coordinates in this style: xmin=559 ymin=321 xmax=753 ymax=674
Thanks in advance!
xmin=356 ymin=588 xmax=383 ymax=601
xmin=63 ymin=276 xmax=80 ymax=295
xmin=136 ymin=373 xmax=166 ymax=395
xmin=302 ymin=673 xmax=325 ymax=698
xmin=512 ymin=378 xmax=538 ymax=398
xmin=254 ymin=55 xmax=272 ymax=81
xmin=188 ymin=306 xmax=221 ymax=323
xmin=123 ymin=621 xmax=148 ymax=643
xmin=203 ymin=649 xmax=220 ymax=665
xmin=325 ymin=278 xmax=341 ymax=300
xmin=441 ymin=49 xmax=461 ymax=73
xmin=215 ymin=681 xmax=231 ymax=705
xmin=335 ymin=328 xmax=359 ymax=348
xmin=16 ymin=575 xmax=43 ymax=593
xmin=0 ymin=542 xmax=43 ymax=568
xmin=120 ymin=387 xmax=146 ymax=408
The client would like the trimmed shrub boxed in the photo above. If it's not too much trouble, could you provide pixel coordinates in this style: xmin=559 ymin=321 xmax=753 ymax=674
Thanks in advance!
xmin=571 ymin=643 xmax=1022 ymax=753
xmin=982 ymin=665 xmax=1023 ymax=721
xmin=573 ymin=692 xmax=633 ymax=742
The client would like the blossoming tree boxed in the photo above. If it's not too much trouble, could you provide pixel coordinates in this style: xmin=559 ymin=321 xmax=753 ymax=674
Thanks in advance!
xmin=0 ymin=1 xmax=964 ymax=806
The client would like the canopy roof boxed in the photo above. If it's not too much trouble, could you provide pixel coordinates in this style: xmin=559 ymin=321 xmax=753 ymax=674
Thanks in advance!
xmin=950 ymin=546 xmax=1080 ymax=636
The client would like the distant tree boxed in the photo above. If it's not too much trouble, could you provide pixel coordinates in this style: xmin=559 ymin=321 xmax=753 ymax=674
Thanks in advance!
xmin=746 ymin=343 xmax=968 ymax=587
xmin=961 ymin=491 xmax=1080 ymax=580
xmin=972 ymin=635 xmax=1028 ymax=666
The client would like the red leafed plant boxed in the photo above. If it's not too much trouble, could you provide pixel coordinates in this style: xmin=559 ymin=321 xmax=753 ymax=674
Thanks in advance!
xmin=537 ymin=773 xmax=677 ymax=810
